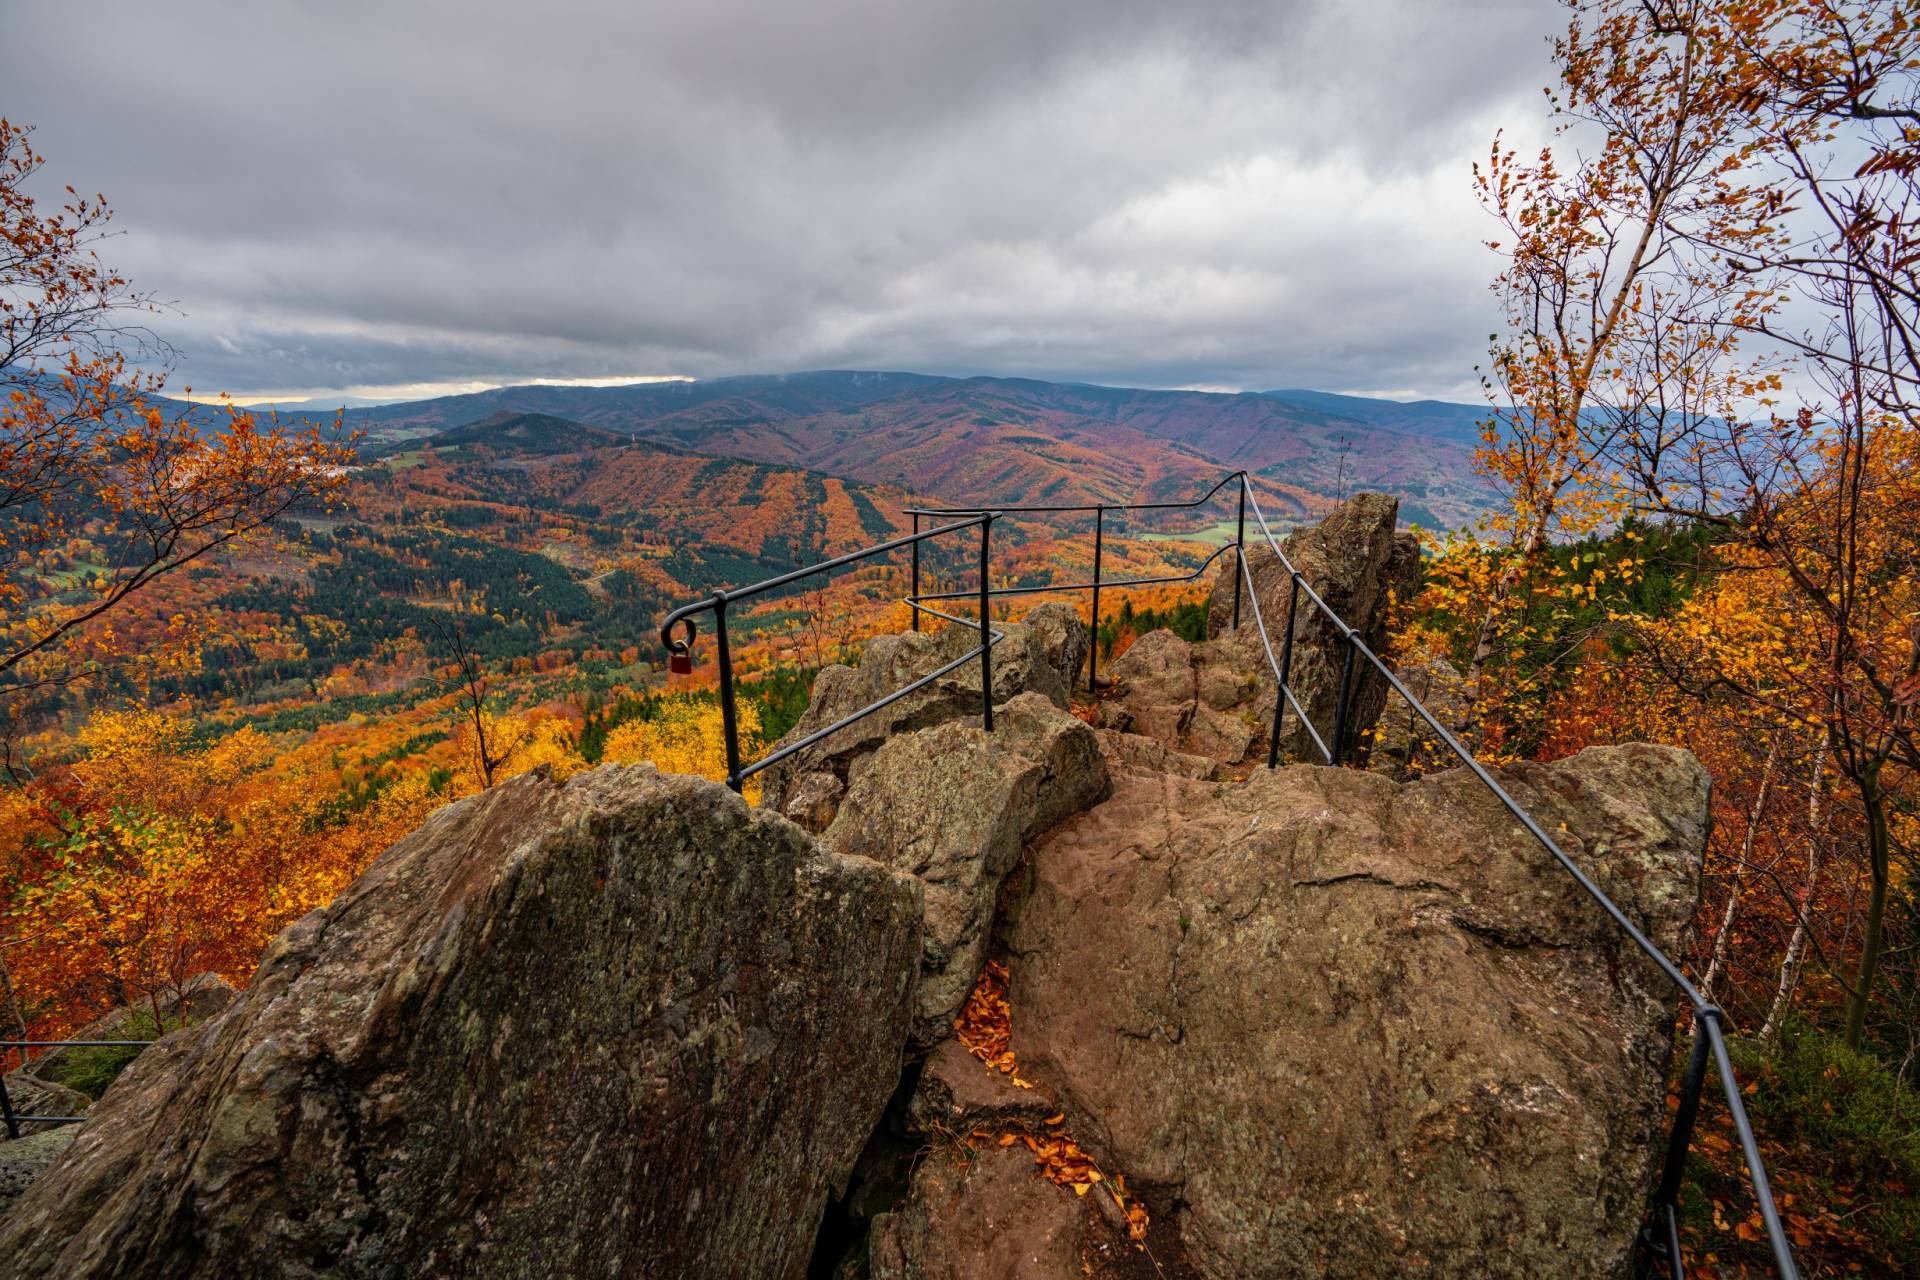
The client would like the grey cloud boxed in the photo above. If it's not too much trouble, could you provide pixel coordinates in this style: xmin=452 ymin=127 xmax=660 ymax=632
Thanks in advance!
xmin=9 ymin=0 xmax=1563 ymax=400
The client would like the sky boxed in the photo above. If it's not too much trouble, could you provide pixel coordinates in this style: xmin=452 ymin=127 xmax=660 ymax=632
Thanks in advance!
xmin=10 ymin=0 xmax=1566 ymax=405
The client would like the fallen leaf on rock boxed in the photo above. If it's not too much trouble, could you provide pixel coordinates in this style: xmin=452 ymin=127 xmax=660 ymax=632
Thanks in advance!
xmin=959 ymin=961 xmax=1155 ymax=1252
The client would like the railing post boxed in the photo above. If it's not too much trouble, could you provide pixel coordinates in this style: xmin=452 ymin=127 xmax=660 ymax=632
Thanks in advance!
xmin=1231 ymin=475 xmax=1246 ymax=630
xmin=979 ymin=515 xmax=995 ymax=732
xmin=1269 ymin=574 xmax=1301 ymax=769
xmin=713 ymin=594 xmax=743 ymax=792
xmin=1647 ymin=1010 xmax=1715 ymax=1276
xmin=910 ymin=512 xmax=921 ymax=632
xmin=0 ymin=1052 xmax=19 ymax=1140
xmin=1329 ymin=632 xmax=1359 ymax=766
xmin=1089 ymin=506 xmax=1104 ymax=693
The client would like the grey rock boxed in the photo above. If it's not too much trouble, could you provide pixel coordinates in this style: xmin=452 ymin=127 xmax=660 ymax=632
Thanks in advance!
xmin=759 ymin=608 xmax=1090 ymax=814
xmin=1021 ymin=601 xmax=1091 ymax=698
xmin=1093 ymin=630 xmax=1263 ymax=766
xmin=0 ymin=764 xmax=921 ymax=1280
xmin=782 ymin=769 xmax=846 ymax=833
xmin=825 ymin=693 xmax=1109 ymax=1048
xmin=1205 ymin=492 xmax=1421 ymax=765
xmin=1091 ymin=729 xmax=1217 ymax=781
xmin=0 ymin=1130 xmax=75 ymax=1219
xmin=1005 ymin=743 xmax=1707 ymax=1279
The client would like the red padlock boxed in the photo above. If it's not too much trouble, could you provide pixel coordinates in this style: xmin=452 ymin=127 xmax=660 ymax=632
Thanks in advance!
xmin=668 ymin=650 xmax=693 ymax=675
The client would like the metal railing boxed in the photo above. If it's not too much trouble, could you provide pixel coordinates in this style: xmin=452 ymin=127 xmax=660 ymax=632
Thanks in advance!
xmin=657 ymin=513 xmax=1004 ymax=792
xmin=1 ymin=1039 xmax=155 ymax=1139
xmin=904 ymin=470 xmax=1248 ymax=691
xmin=657 ymin=469 xmax=1799 ymax=1279
xmin=1230 ymin=477 xmax=1798 ymax=1279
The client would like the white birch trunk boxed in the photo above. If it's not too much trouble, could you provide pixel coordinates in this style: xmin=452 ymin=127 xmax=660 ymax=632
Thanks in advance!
xmin=1759 ymin=737 xmax=1830 ymax=1041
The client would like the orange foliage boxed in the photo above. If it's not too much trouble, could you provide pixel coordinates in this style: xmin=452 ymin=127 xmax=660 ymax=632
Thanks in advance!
xmin=953 ymin=961 xmax=1152 ymax=1247
xmin=1 ymin=120 xmax=353 ymax=698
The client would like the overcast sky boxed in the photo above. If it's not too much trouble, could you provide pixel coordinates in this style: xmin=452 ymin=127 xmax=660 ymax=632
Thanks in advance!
xmin=10 ymin=0 xmax=1565 ymax=404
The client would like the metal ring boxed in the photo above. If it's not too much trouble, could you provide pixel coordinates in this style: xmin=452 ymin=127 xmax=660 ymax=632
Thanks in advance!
xmin=665 ymin=614 xmax=697 ymax=659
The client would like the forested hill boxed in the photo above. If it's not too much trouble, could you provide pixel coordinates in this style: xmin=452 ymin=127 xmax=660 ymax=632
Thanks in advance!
xmin=386 ymin=411 xmax=633 ymax=456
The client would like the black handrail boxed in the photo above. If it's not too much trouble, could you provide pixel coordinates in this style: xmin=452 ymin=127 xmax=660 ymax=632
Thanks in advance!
xmin=904 ymin=470 xmax=1248 ymax=690
xmin=653 ymin=469 xmax=1796 ymax=1278
xmin=657 ymin=512 xmax=1001 ymax=792
xmin=904 ymin=469 xmax=1247 ymax=517
xmin=0 ymin=1039 xmax=156 ymax=1139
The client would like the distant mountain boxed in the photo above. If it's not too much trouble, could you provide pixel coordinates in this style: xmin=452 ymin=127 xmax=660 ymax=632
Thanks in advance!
xmin=1260 ymin=389 xmax=1490 ymax=447
xmin=350 ymin=371 xmax=950 ymax=441
xmin=333 ymin=371 xmax=1496 ymax=529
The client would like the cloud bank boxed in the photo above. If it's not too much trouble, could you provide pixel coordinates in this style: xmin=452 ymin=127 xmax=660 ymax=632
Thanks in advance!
xmin=10 ymin=0 xmax=1563 ymax=401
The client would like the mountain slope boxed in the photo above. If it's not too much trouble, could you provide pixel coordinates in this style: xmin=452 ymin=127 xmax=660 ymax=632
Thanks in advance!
xmin=351 ymin=371 xmax=950 ymax=443
xmin=336 ymin=371 xmax=1498 ymax=529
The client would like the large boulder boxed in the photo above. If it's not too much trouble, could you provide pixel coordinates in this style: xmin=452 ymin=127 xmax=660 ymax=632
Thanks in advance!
xmin=825 ymin=693 xmax=1109 ymax=1048
xmin=1205 ymin=492 xmax=1420 ymax=764
xmin=0 ymin=765 xmax=921 ymax=1280
xmin=759 ymin=604 xmax=1089 ymax=826
xmin=1002 ymin=743 xmax=1707 ymax=1279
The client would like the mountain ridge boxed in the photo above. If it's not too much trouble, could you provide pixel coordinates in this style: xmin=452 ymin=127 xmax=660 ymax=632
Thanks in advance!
xmin=330 ymin=371 xmax=1495 ymax=529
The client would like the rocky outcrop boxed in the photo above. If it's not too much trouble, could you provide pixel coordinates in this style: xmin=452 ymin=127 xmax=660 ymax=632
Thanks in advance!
xmin=1000 ymin=743 xmax=1707 ymax=1279
xmin=0 ymin=765 xmax=921 ymax=1280
xmin=1203 ymin=492 xmax=1421 ymax=764
xmin=1094 ymin=629 xmax=1266 ymax=765
xmin=1091 ymin=729 xmax=1218 ymax=781
xmin=1021 ymin=601 xmax=1091 ymax=698
xmin=760 ymin=602 xmax=1088 ymax=828
xmin=825 ymin=693 xmax=1109 ymax=1047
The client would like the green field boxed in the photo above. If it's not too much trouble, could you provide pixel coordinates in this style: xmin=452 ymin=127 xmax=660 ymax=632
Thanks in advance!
xmin=1136 ymin=518 xmax=1242 ymax=547
xmin=1136 ymin=517 xmax=1300 ymax=547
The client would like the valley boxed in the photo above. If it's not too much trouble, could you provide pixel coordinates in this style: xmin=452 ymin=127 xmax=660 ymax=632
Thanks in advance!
xmin=54 ymin=370 xmax=1496 ymax=743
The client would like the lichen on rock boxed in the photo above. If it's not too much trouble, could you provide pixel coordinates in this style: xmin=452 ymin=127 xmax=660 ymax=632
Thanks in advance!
xmin=825 ymin=691 xmax=1110 ymax=1048
xmin=1000 ymin=742 xmax=1708 ymax=1279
